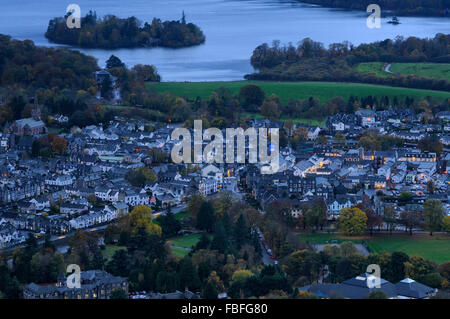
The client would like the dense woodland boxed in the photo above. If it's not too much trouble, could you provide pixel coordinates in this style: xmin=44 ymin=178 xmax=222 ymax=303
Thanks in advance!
xmin=45 ymin=11 xmax=205 ymax=49
xmin=296 ymin=0 xmax=450 ymax=16
xmin=0 ymin=36 xmax=161 ymax=129
xmin=247 ymin=34 xmax=450 ymax=91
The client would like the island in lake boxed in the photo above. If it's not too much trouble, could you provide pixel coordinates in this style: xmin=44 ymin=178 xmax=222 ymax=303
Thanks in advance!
xmin=45 ymin=11 xmax=205 ymax=49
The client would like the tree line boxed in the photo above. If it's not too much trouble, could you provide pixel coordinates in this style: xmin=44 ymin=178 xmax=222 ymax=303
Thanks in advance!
xmin=246 ymin=35 xmax=450 ymax=91
xmin=293 ymin=0 xmax=450 ymax=16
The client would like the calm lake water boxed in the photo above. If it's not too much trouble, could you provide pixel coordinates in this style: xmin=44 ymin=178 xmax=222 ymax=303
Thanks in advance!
xmin=0 ymin=0 xmax=448 ymax=81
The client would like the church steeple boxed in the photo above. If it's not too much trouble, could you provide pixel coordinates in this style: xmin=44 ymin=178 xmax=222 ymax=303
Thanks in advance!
xmin=32 ymin=94 xmax=41 ymax=121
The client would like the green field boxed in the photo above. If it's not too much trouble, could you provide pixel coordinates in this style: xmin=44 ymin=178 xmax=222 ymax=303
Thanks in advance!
xmin=357 ymin=62 xmax=450 ymax=81
xmin=147 ymin=81 xmax=450 ymax=104
xmin=366 ymin=236 xmax=450 ymax=264
xmin=171 ymin=246 xmax=191 ymax=257
xmin=168 ymin=233 xmax=203 ymax=248
xmin=356 ymin=62 xmax=392 ymax=78
xmin=298 ymin=232 xmax=450 ymax=264
xmin=168 ymin=233 xmax=207 ymax=258
xmin=390 ymin=63 xmax=450 ymax=81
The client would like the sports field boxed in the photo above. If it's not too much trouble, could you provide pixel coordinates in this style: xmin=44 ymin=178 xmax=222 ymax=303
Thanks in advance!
xmin=298 ymin=232 xmax=450 ymax=264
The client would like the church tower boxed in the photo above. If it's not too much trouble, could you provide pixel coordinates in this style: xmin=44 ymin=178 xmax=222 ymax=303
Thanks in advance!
xmin=32 ymin=94 xmax=41 ymax=121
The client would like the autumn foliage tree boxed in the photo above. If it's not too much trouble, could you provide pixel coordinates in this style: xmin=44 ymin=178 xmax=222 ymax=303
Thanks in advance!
xmin=338 ymin=207 xmax=368 ymax=236
xmin=122 ymin=205 xmax=161 ymax=236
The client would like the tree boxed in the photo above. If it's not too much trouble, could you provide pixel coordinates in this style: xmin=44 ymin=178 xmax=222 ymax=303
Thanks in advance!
xmin=106 ymin=249 xmax=130 ymax=277
xmin=420 ymin=272 xmax=443 ymax=288
xmin=338 ymin=207 xmax=368 ymax=236
xmin=178 ymin=256 xmax=201 ymax=291
xmin=365 ymin=208 xmax=382 ymax=236
xmin=316 ymin=135 xmax=328 ymax=145
xmin=100 ymin=74 xmax=113 ymax=99
xmin=400 ymin=210 xmax=422 ymax=235
xmin=305 ymin=198 xmax=328 ymax=230
xmin=187 ymin=194 xmax=205 ymax=222
xmin=366 ymin=290 xmax=386 ymax=299
xmin=211 ymin=222 xmax=229 ymax=254
xmin=50 ymin=136 xmax=67 ymax=154
xmin=388 ymin=251 xmax=409 ymax=283
xmin=156 ymin=271 xmax=179 ymax=293
xmin=398 ymin=192 xmax=413 ymax=203
xmin=232 ymin=270 xmax=254 ymax=284
xmin=383 ymin=206 xmax=397 ymax=235
xmin=442 ymin=216 xmax=450 ymax=233
xmin=234 ymin=214 xmax=250 ymax=249
xmin=261 ymin=100 xmax=280 ymax=120
xmin=438 ymin=261 xmax=450 ymax=281
xmin=196 ymin=201 xmax=215 ymax=232
xmin=284 ymin=120 xmax=294 ymax=137
xmin=418 ymin=135 xmax=443 ymax=156
xmin=239 ymin=84 xmax=265 ymax=111
xmin=194 ymin=233 xmax=211 ymax=251
xmin=126 ymin=166 xmax=157 ymax=187
xmin=284 ymin=249 xmax=321 ymax=284
xmin=131 ymin=64 xmax=160 ymax=82
xmin=158 ymin=211 xmax=181 ymax=238
xmin=126 ymin=205 xmax=161 ymax=236
xmin=106 ymin=55 xmax=125 ymax=69
xmin=202 ymin=281 xmax=218 ymax=299
xmin=422 ymin=200 xmax=445 ymax=235
xmin=404 ymin=255 xmax=438 ymax=281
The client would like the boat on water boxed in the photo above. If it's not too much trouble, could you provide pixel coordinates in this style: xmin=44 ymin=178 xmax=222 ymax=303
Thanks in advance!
xmin=387 ymin=16 xmax=400 ymax=25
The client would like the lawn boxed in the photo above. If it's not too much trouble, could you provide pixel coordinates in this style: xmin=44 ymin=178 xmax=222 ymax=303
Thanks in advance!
xmin=171 ymin=246 xmax=191 ymax=257
xmin=366 ymin=236 xmax=450 ymax=264
xmin=168 ymin=233 xmax=203 ymax=249
xmin=298 ymin=232 xmax=450 ymax=264
xmin=357 ymin=62 xmax=450 ymax=81
xmin=147 ymin=81 xmax=450 ymax=104
xmin=168 ymin=233 xmax=208 ymax=258
xmin=103 ymin=245 xmax=127 ymax=261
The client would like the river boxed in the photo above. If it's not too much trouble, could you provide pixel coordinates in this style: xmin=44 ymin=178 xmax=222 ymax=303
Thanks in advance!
xmin=0 ymin=0 xmax=447 ymax=81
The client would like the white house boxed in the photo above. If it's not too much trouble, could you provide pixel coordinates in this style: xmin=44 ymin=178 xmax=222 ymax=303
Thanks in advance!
xmin=45 ymin=175 xmax=74 ymax=186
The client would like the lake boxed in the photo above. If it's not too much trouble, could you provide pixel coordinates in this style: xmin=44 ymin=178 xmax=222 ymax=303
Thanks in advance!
xmin=0 ymin=0 xmax=448 ymax=81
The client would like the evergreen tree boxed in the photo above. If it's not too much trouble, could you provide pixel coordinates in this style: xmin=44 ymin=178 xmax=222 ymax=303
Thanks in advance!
xmin=106 ymin=249 xmax=130 ymax=277
xmin=234 ymin=214 xmax=249 ymax=249
xmin=196 ymin=201 xmax=215 ymax=232
xmin=178 ymin=256 xmax=201 ymax=291
xmin=202 ymin=281 xmax=218 ymax=299
xmin=211 ymin=222 xmax=229 ymax=254
xmin=106 ymin=55 xmax=125 ymax=69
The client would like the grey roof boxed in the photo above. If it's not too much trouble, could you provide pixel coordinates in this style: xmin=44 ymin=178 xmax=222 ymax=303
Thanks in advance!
xmin=395 ymin=278 xmax=435 ymax=299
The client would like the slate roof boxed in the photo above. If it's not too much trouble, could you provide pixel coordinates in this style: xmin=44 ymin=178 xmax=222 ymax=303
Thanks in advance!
xmin=395 ymin=278 xmax=435 ymax=299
